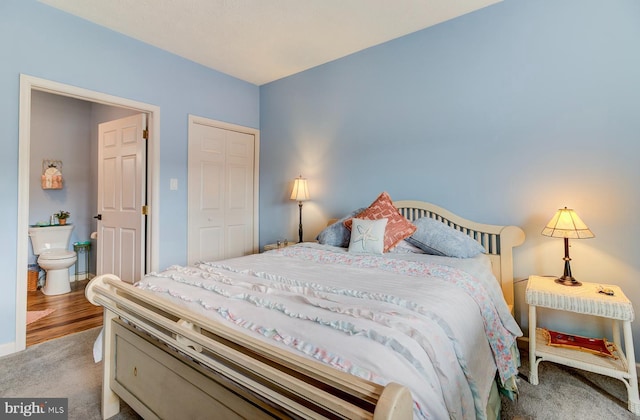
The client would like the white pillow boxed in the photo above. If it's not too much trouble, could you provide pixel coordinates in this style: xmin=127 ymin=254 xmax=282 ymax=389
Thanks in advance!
xmin=348 ymin=218 xmax=388 ymax=254
xmin=388 ymin=239 xmax=427 ymax=254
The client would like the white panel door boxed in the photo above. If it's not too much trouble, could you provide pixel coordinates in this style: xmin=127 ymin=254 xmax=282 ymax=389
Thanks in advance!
xmin=188 ymin=120 xmax=255 ymax=265
xmin=97 ymin=114 xmax=147 ymax=283
xmin=225 ymin=131 xmax=255 ymax=257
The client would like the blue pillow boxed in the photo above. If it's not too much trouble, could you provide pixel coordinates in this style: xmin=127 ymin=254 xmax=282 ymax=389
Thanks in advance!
xmin=405 ymin=217 xmax=485 ymax=258
xmin=316 ymin=208 xmax=366 ymax=247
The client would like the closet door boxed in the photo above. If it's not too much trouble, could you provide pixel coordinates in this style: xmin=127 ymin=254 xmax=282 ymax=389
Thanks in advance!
xmin=187 ymin=117 xmax=258 ymax=265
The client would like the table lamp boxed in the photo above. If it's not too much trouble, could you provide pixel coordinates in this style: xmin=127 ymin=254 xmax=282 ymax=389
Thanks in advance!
xmin=290 ymin=176 xmax=309 ymax=243
xmin=541 ymin=207 xmax=594 ymax=286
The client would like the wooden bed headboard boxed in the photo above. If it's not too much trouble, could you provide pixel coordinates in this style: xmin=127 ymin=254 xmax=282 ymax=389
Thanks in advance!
xmin=393 ymin=200 xmax=525 ymax=309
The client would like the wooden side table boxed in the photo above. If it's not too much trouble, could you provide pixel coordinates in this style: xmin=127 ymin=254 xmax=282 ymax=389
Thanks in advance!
xmin=526 ymin=275 xmax=639 ymax=415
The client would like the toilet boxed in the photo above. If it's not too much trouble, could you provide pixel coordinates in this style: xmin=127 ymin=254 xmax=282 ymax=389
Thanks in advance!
xmin=28 ymin=224 xmax=77 ymax=295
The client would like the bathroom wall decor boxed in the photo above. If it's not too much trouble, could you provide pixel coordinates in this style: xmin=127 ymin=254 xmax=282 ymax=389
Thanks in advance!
xmin=41 ymin=159 xmax=63 ymax=189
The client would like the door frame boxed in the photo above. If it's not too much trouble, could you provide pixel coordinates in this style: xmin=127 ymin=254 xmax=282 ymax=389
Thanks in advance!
xmin=15 ymin=74 xmax=160 ymax=352
xmin=187 ymin=114 xmax=260 ymax=262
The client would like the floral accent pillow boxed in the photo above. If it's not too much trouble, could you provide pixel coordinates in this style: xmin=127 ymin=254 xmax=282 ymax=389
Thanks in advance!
xmin=405 ymin=217 xmax=486 ymax=258
xmin=344 ymin=192 xmax=416 ymax=252
xmin=316 ymin=208 xmax=366 ymax=247
xmin=348 ymin=218 xmax=387 ymax=254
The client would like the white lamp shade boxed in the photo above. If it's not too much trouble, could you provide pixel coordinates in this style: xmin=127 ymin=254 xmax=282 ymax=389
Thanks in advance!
xmin=290 ymin=177 xmax=309 ymax=201
xmin=541 ymin=207 xmax=594 ymax=239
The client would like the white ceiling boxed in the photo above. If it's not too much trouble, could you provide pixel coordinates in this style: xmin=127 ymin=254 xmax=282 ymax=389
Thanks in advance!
xmin=40 ymin=0 xmax=501 ymax=86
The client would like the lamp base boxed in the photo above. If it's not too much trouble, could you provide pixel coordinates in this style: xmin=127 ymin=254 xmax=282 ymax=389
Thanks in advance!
xmin=555 ymin=277 xmax=582 ymax=287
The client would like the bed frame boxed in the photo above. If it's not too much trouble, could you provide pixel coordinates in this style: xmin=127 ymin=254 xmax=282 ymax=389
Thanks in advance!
xmin=85 ymin=200 xmax=525 ymax=419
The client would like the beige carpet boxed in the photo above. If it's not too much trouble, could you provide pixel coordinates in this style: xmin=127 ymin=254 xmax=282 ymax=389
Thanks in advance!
xmin=501 ymin=350 xmax=637 ymax=419
xmin=0 ymin=327 xmax=139 ymax=420
xmin=26 ymin=308 xmax=55 ymax=325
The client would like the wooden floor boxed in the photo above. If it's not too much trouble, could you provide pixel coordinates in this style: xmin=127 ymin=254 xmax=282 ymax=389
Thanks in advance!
xmin=26 ymin=279 xmax=103 ymax=347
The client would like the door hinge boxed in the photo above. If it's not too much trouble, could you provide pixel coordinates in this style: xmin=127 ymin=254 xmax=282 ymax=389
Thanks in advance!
xmin=142 ymin=205 xmax=149 ymax=215
xmin=143 ymin=129 xmax=149 ymax=140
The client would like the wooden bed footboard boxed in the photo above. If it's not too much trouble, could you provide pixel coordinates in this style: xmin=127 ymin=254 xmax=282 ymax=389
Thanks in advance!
xmin=86 ymin=274 xmax=414 ymax=420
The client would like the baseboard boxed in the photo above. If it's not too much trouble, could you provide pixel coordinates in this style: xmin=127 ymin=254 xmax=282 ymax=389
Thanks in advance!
xmin=517 ymin=336 xmax=528 ymax=350
xmin=68 ymin=273 xmax=95 ymax=282
xmin=0 ymin=340 xmax=17 ymax=357
xmin=517 ymin=335 xmax=640 ymax=379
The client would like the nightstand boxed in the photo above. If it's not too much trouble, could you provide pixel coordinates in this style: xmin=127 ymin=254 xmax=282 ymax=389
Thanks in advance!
xmin=263 ymin=241 xmax=295 ymax=252
xmin=526 ymin=275 xmax=639 ymax=415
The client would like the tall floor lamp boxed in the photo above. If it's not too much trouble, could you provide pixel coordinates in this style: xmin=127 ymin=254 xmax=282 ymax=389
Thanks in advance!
xmin=290 ymin=176 xmax=310 ymax=243
xmin=541 ymin=207 xmax=594 ymax=286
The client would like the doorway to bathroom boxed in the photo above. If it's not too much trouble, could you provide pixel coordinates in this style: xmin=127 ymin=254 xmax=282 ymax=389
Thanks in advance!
xmin=16 ymin=74 xmax=160 ymax=350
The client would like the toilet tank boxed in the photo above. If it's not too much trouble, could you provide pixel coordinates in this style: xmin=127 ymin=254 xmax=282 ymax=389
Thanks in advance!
xmin=28 ymin=224 xmax=74 ymax=255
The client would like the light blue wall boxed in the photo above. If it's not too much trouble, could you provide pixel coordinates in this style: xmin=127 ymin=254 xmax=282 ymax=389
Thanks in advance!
xmin=260 ymin=0 xmax=640 ymax=355
xmin=0 ymin=0 xmax=259 ymax=346
xmin=29 ymin=92 xmax=93 ymax=273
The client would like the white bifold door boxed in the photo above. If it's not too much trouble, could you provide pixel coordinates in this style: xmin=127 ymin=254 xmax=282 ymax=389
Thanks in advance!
xmin=97 ymin=113 xmax=147 ymax=283
xmin=188 ymin=117 xmax=258 ymax=265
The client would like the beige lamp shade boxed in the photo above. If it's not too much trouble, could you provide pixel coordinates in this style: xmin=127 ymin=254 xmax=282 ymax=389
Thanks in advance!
xmin=541 ymin=207 xmax=594 ymax=239
xmin=290 ymin=177 xmax=310 ymax=202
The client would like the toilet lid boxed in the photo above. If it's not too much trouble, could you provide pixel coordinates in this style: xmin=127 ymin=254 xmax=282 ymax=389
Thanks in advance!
xmin=39 ymin=250 xmax=76 ymax=260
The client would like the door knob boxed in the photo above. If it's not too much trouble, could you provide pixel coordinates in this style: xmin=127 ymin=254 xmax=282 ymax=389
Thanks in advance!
xmin=93 ymin=214 xmax=102 ymax=220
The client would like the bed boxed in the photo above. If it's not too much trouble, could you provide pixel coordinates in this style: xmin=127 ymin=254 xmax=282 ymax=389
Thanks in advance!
xmin=86 ymin=198 xmax=525 ymax=420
